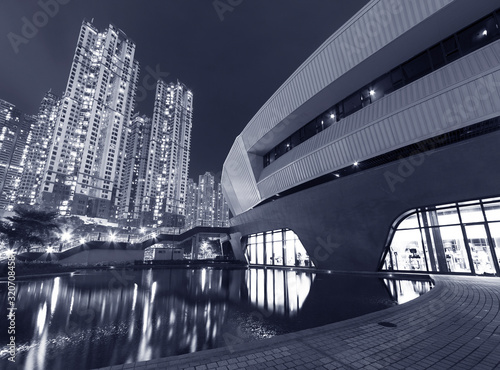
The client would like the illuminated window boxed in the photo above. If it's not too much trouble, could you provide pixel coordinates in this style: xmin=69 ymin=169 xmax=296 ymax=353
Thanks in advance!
xmin=381 ymin=197 xmax=500 ymax=275
xmin=245 ymin=228 xmax=314 ymax=267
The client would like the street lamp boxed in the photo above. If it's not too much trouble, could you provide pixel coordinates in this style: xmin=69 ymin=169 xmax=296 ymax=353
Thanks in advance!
xmin=61 ymin=230 xmax=72 ymax=242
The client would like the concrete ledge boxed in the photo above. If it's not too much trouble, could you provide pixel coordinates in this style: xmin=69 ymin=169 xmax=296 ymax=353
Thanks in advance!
xmin=95 ymin=275 xmax=500 ymax=369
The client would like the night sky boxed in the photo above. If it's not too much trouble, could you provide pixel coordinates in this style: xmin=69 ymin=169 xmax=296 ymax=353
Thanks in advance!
xmin=0 ymin=0 xmax=369 ymax=179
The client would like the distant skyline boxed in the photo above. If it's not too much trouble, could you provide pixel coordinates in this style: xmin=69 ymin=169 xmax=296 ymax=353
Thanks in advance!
xmin=0 ymin=0 xmax=369 ymax=178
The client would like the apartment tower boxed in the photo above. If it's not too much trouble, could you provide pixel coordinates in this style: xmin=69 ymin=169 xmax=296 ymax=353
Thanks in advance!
xmin=147 ymin=80 xmax=193 ymax=227
xmin=39 ymin=20 xmax=139 ymax=219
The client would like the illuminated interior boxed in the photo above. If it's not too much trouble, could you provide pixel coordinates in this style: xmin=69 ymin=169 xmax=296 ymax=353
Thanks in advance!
xmin=381 ymin=197 xmax=500 ymax=275
xmin=245 ymin=228 xmax=314 ymax=267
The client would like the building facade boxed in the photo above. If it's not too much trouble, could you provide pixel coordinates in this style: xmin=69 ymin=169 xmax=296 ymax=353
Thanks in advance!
xmin=221 ymin=0 xmax=500 ymax=274
xmin=17 ymin=91 xmax=60 ymax=206
xmin=38 ymin=20 xmax=139 ymax=220
xmin=147 ymin=80 xmax=193 ymax=227
xmin=0 ymin=99 xmax=31 ymax=211
xmin=118 ymin=113 xmax=152 ymax=227
xmin=184 ymin=172 xmax=230 ymax=229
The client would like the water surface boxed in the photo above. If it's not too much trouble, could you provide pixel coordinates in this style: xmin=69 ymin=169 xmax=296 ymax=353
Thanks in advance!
xmin=0 ymin=268 xmax=432 ymax=370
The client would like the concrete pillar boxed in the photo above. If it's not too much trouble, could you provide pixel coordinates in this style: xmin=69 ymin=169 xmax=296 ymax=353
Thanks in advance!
xmin=228 ymin=232 xmax=247 ymax=263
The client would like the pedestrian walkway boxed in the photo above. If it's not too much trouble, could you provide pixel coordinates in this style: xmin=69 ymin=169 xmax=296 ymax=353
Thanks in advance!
xmin=97 ymin=275 xmax=500 ymax=369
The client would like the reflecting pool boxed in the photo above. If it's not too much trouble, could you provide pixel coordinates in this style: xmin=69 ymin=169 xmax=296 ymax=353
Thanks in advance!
xmin=0 ymin=268 xmax=432 ymax=370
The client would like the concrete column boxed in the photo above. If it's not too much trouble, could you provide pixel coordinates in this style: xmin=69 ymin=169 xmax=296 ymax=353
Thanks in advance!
xmin=229 ymin=232 xmax=247 ymax=263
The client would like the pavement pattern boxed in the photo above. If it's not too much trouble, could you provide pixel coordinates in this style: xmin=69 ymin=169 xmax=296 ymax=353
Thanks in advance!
xmin=95 ymin=275 xmax=500 ymax=369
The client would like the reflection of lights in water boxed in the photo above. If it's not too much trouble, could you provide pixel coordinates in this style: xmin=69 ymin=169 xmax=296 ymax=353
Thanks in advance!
xmin=50 ymin=278 xmax=60 ymax=316
xmin=36 ymin=303 xmax=48 ymax=336
xmin=137 ymin=302 xmax=152 ymax=361
xmin=132 ymin=283 xmax=138 ymax=311
xmin=201 ymin=268 xmax=206 ymax=292
xmin=383 ymin=279 xmax=433 ymax=304
xmin=69 ymin=291 xmax=75 ymax=314
xmin=150 ymin=281 xmax=157 ymax=304
xmin=246 ymin=269 xmax=314 ymax=317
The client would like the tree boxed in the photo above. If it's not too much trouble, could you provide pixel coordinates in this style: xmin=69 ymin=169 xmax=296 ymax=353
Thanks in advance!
xmin=0 ymin=207 xmax=61 ymax=254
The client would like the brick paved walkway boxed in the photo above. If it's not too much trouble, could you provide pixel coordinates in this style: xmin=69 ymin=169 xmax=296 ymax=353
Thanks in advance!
xmin=96 ymin=275 xmax=500 ymax=369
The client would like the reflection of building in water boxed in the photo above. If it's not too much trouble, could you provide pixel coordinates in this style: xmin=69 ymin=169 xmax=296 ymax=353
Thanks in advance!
xmin=381 ymin=198 xmax=500 ymax=275
xmin=245 ymin=229 xmax=314 ymax=267
xmin=246 ymin=269 xmax=315 ymax=317
xmin=382 ymin=279 xmax=433 ymax=305
xmin=9 ymin=269 xmax=246 ymax=369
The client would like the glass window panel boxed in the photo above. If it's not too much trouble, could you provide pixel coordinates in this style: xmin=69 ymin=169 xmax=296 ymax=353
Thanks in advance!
xmin=459 ymin=205 xmax=484 ymax=223
xmin=435 ymin=208 xmax=460 ymax=225
xmin=295 ymin=239 xmax=311 ymax=267
xmin=250 ymin=243 xmax=257 ymax=264
xmin=429 ymin=44 xmax=445 ymax=70
xmin=388 ymin=229 xmax=426 ymax=271
xmin=484 ymin=203 xmax=500 ymax=221
xmin=402 ymin=51 xmax=432 ymax=83
xmin=443 ymin=36 xmax=460 ymax=62
xmin=458 ymin=16 xmax=497 ymax=54
xmin=466 ymin=225 xmax=495 ymax=275
xmin=486 ymin=222 xmax=500 ymax=269
xmin=390 ymin=67 xmax=404 ymax=88
xmin=265 ymin=239 xmax=273 ymax=265
xmin=420 ymin=228 xmax=439 ymax=272
xmin=440 ymin=225 xmax=471 ymax=273
xmin=285 ymin=230 xmax=295 ymax=241
xmin=371 ymin=74 xmax=392 ymax=99
xmin=256 ymin=233 xmax=264 ymax=243
xmin=290 ymin=131 xmax=301 ymax=148
xmin=248 ymin=235 xmax=256 ymax=244
xmin=285 ymin=239 xmax=295 ymax=266
xmin=320 ymin=111 xmax=335 ymax=130
xmin=303 ymin=121 xmax=316 ymax=141
xmin=273 ymin=230 xmax=282 ymax=241
xmin=398 ymin=212 xmax=419 ymax=229
xmin=274 ymin=241 xmax=283 ymax=266
xmin=343 ymin=91 xmax=363 ymax=116
xmin=257 ymin=242 xmax=264 ymax=264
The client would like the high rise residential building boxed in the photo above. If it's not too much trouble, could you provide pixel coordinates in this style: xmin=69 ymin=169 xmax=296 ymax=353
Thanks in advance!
xmin=184 ymin=172 xmax=230 ymax=229
xmin=118 ymin=113 xmax=152 ymax=227
xmin=0 ymin=99 xmax=31 ymax=212
xmin=215 ymin=182 xmax=230 ymax=227
xmin=196 ymin=172 xmax=216 ymax=227
xmin=184 ymin=178 xmax=198 ymax=229
xmin=146 ymin=80 xmax=193 ymax=227
xmin=17 ymin=91 xmax=60 ymax=205
xmin=39 ymin=20 xmax=139 ymax=219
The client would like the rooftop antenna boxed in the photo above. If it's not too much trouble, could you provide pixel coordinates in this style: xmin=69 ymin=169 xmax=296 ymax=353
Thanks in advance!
xmin=91 ymin=17 xmax=94 ymax=24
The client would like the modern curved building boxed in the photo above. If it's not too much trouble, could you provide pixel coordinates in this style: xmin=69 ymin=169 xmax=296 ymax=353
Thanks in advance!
xmin=222 ymin=0 xmax=500 ymax=275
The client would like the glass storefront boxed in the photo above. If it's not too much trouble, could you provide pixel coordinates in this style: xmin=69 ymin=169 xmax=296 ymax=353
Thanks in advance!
xmin=381 ymin=197 xmax=500 ymax=275
xmin=245 ymin=228 xmax=314 ymax=268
